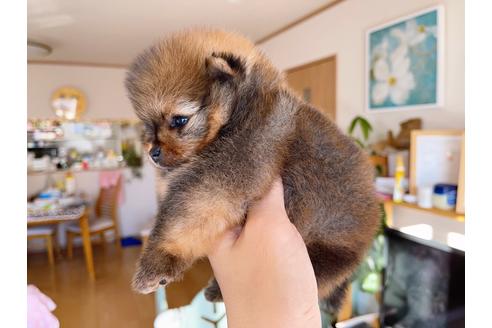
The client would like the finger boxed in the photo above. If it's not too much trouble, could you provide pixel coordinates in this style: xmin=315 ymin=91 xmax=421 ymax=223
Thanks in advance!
xmin=264 ymin=178 xmax=285 ymax=209
xmin=247 ymin=178 xmax=286 ymax=223
xmin=28 ymin=285 xmax=57 ymax=312
xmin=37 ymin=291 xmax=57 ymax=312
xmin=27 ymin=285 xmax=41 ymax=297
xmin=42 ymin=312 xmax=60 ymax=328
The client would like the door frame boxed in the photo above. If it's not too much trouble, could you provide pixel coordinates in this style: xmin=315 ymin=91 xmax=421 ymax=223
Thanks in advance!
xmin=285 ymin=55 xmax=337 ymax=120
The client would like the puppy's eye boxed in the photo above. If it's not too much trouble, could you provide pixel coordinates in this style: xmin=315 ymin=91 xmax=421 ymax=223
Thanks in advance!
xmin=170 ymin=116 xmax=189 ymax=129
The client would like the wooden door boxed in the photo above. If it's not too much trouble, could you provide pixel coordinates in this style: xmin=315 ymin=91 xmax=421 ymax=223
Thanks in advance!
xmin=286 ymin=56 xmax=336 ymax=120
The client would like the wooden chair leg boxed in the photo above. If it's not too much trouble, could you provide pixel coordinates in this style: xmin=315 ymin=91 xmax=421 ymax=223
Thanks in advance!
xmin=53 ymin=229 xmax=61 ymax=258
xmin=66 ymin=231 xmax=74 ymax=259
xmin=113 ymin=227 xmax=121 ymax=250
xmin=46 ymin=235 xmax=55 ymax=265
xmin=100 ymin=231 xmax=106 ymax=249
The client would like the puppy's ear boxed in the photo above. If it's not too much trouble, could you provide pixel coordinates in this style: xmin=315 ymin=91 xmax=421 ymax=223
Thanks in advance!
xmin=205 ymin=52 xmax=245 ymax=82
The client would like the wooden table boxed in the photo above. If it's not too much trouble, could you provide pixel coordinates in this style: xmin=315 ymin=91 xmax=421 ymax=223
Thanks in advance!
xmin=27 ymin=205 xmax=95 ymax=280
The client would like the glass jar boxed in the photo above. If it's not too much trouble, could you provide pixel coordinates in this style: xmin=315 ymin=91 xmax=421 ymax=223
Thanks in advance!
xmin=432 ymin=184 xmax=458 ymax=210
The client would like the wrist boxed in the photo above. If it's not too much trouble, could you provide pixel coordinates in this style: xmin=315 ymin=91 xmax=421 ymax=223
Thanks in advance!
xmin=223 ymin=295 xmax=321 ymax=328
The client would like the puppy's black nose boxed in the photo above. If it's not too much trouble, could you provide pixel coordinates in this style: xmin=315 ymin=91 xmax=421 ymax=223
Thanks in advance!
xmin=149 ymin=145 xmax=161 ymax=163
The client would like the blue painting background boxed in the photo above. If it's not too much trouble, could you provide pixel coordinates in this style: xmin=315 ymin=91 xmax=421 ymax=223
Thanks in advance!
xmin=369 ymin=10 xmax=438 ymax=110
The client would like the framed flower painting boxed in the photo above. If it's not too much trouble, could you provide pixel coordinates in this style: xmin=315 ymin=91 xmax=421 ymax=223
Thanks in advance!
xmin=366 ymin=6 xmax=444 ymax=112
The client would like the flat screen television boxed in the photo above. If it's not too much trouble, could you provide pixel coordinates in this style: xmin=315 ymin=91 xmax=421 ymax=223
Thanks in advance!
xmin=381 ymin=227 xmax=465 ymax=328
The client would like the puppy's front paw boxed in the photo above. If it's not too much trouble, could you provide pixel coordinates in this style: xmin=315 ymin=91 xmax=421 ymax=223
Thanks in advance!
xmin=204 ymin=278 xmax=223 ymax=302
xmin=132 ymin=266 xmax=173 ymax=294
xmin=132 ymin=250 xmax=186 ymax=294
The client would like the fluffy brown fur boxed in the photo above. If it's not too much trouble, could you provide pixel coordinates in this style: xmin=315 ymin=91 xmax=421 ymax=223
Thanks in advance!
xmin=125 ymin=28 xmax=380 ymax=306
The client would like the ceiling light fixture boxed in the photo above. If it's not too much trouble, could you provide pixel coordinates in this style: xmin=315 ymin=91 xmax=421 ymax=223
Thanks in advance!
xmin=27 ymin=40 xmax=52 ymax=59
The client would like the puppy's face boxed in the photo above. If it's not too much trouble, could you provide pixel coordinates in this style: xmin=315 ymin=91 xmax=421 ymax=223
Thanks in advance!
xmin=139 ymin=97 xmax=219 ymax=169
xmin=125 ymin=30 xmax=258 ymax=169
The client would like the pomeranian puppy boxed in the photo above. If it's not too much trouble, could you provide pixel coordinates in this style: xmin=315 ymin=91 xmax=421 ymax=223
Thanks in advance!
xmin=125 ymin=28 xmax=380 ymax=307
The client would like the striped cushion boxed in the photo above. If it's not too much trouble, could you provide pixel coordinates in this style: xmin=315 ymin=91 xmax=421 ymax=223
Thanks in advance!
xmin=27 ymin=227 xmax=54 ymax=236
xmin=66 ymin=217 xmax=114 ymax=233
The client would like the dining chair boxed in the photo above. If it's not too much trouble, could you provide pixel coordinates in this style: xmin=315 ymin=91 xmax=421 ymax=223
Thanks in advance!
xmin=27 ymin=226 xmax=59 ymax=265
xmin=154 ymin=289 xmax=227 ymax=328
xmin=66 ymin=175 xmax=122 ymax=258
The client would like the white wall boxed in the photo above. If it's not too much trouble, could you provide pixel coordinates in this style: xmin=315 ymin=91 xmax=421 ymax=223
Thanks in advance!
xmin=260 ymin=0 xmax=465 ymax=248
xmin=28 ymin=64 xmax=135 ymax=120
xmin=28 ymin=64 xmax=158 ymax=242
xmin=260 ymin=0 xmax=464 ymax=141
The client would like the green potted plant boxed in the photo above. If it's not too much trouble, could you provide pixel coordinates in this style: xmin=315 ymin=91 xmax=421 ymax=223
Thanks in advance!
xmin=348 ymin=116 xmax=388 ymax=177
xmin=122 ymin=140 xmax=143 ymax=178
xmin=347 ymin=116 xmax=373 ymax=149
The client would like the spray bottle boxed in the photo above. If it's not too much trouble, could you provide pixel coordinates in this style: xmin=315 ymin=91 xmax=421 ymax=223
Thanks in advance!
xmin=393 ymin=154 xmax=405 ymax=203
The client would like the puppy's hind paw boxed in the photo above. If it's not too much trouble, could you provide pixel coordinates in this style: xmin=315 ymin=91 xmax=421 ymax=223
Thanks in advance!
xmin=204 ymin=278 xmax=223 ymax=302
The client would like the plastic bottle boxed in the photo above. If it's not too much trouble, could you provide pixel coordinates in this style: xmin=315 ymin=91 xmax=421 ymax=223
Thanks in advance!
xmin=65 ymin=172 xmax=76 ymax=195
xmin=393 ymin=154 xmax=405 ymax=203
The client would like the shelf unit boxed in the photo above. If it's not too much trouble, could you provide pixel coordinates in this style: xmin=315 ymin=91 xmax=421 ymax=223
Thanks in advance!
xmin=409 ymin=130 xmax=465 ymax=214
xmin=383 ymin=200 xmax=465 ymax=223
xmin=27 ymin=119 xmax=143 ymax=175
xmin=382 ymin=130 xmax=466 ymax=225
xmin=27 ymin=165 xmax=126 ymax=176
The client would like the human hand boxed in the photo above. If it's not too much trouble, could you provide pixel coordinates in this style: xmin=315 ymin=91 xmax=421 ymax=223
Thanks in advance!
xmin=27 ymin=285 xmax=60 ymax=328
xmin=208 ymin=179 xmax=321 ymax=328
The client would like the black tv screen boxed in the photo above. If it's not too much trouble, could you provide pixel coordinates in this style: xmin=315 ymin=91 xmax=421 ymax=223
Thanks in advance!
xmin=381 ymin=227 xmax=465 ymax=328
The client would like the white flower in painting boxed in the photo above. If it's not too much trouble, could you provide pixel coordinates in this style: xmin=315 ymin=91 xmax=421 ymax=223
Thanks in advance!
xmin=391 ymin=19 xmax=437 ymax=47
xmin=371 ymin=37 xmax=389 ymax=61
xmin=372 ymin=48 xmax=415 ymax=105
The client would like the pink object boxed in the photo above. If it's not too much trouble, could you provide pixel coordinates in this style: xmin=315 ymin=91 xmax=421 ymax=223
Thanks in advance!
xmin=99 ymin=170 xmax=125 ymax=204
xmin=27 ymin=285 xmax=60 ymax=328
xmin=376 ymin=191 xmax=392 ymax=201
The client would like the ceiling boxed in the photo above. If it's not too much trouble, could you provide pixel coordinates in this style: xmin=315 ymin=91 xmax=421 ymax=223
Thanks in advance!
xmin=28 ymin=0 xmax=334 ymax=66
